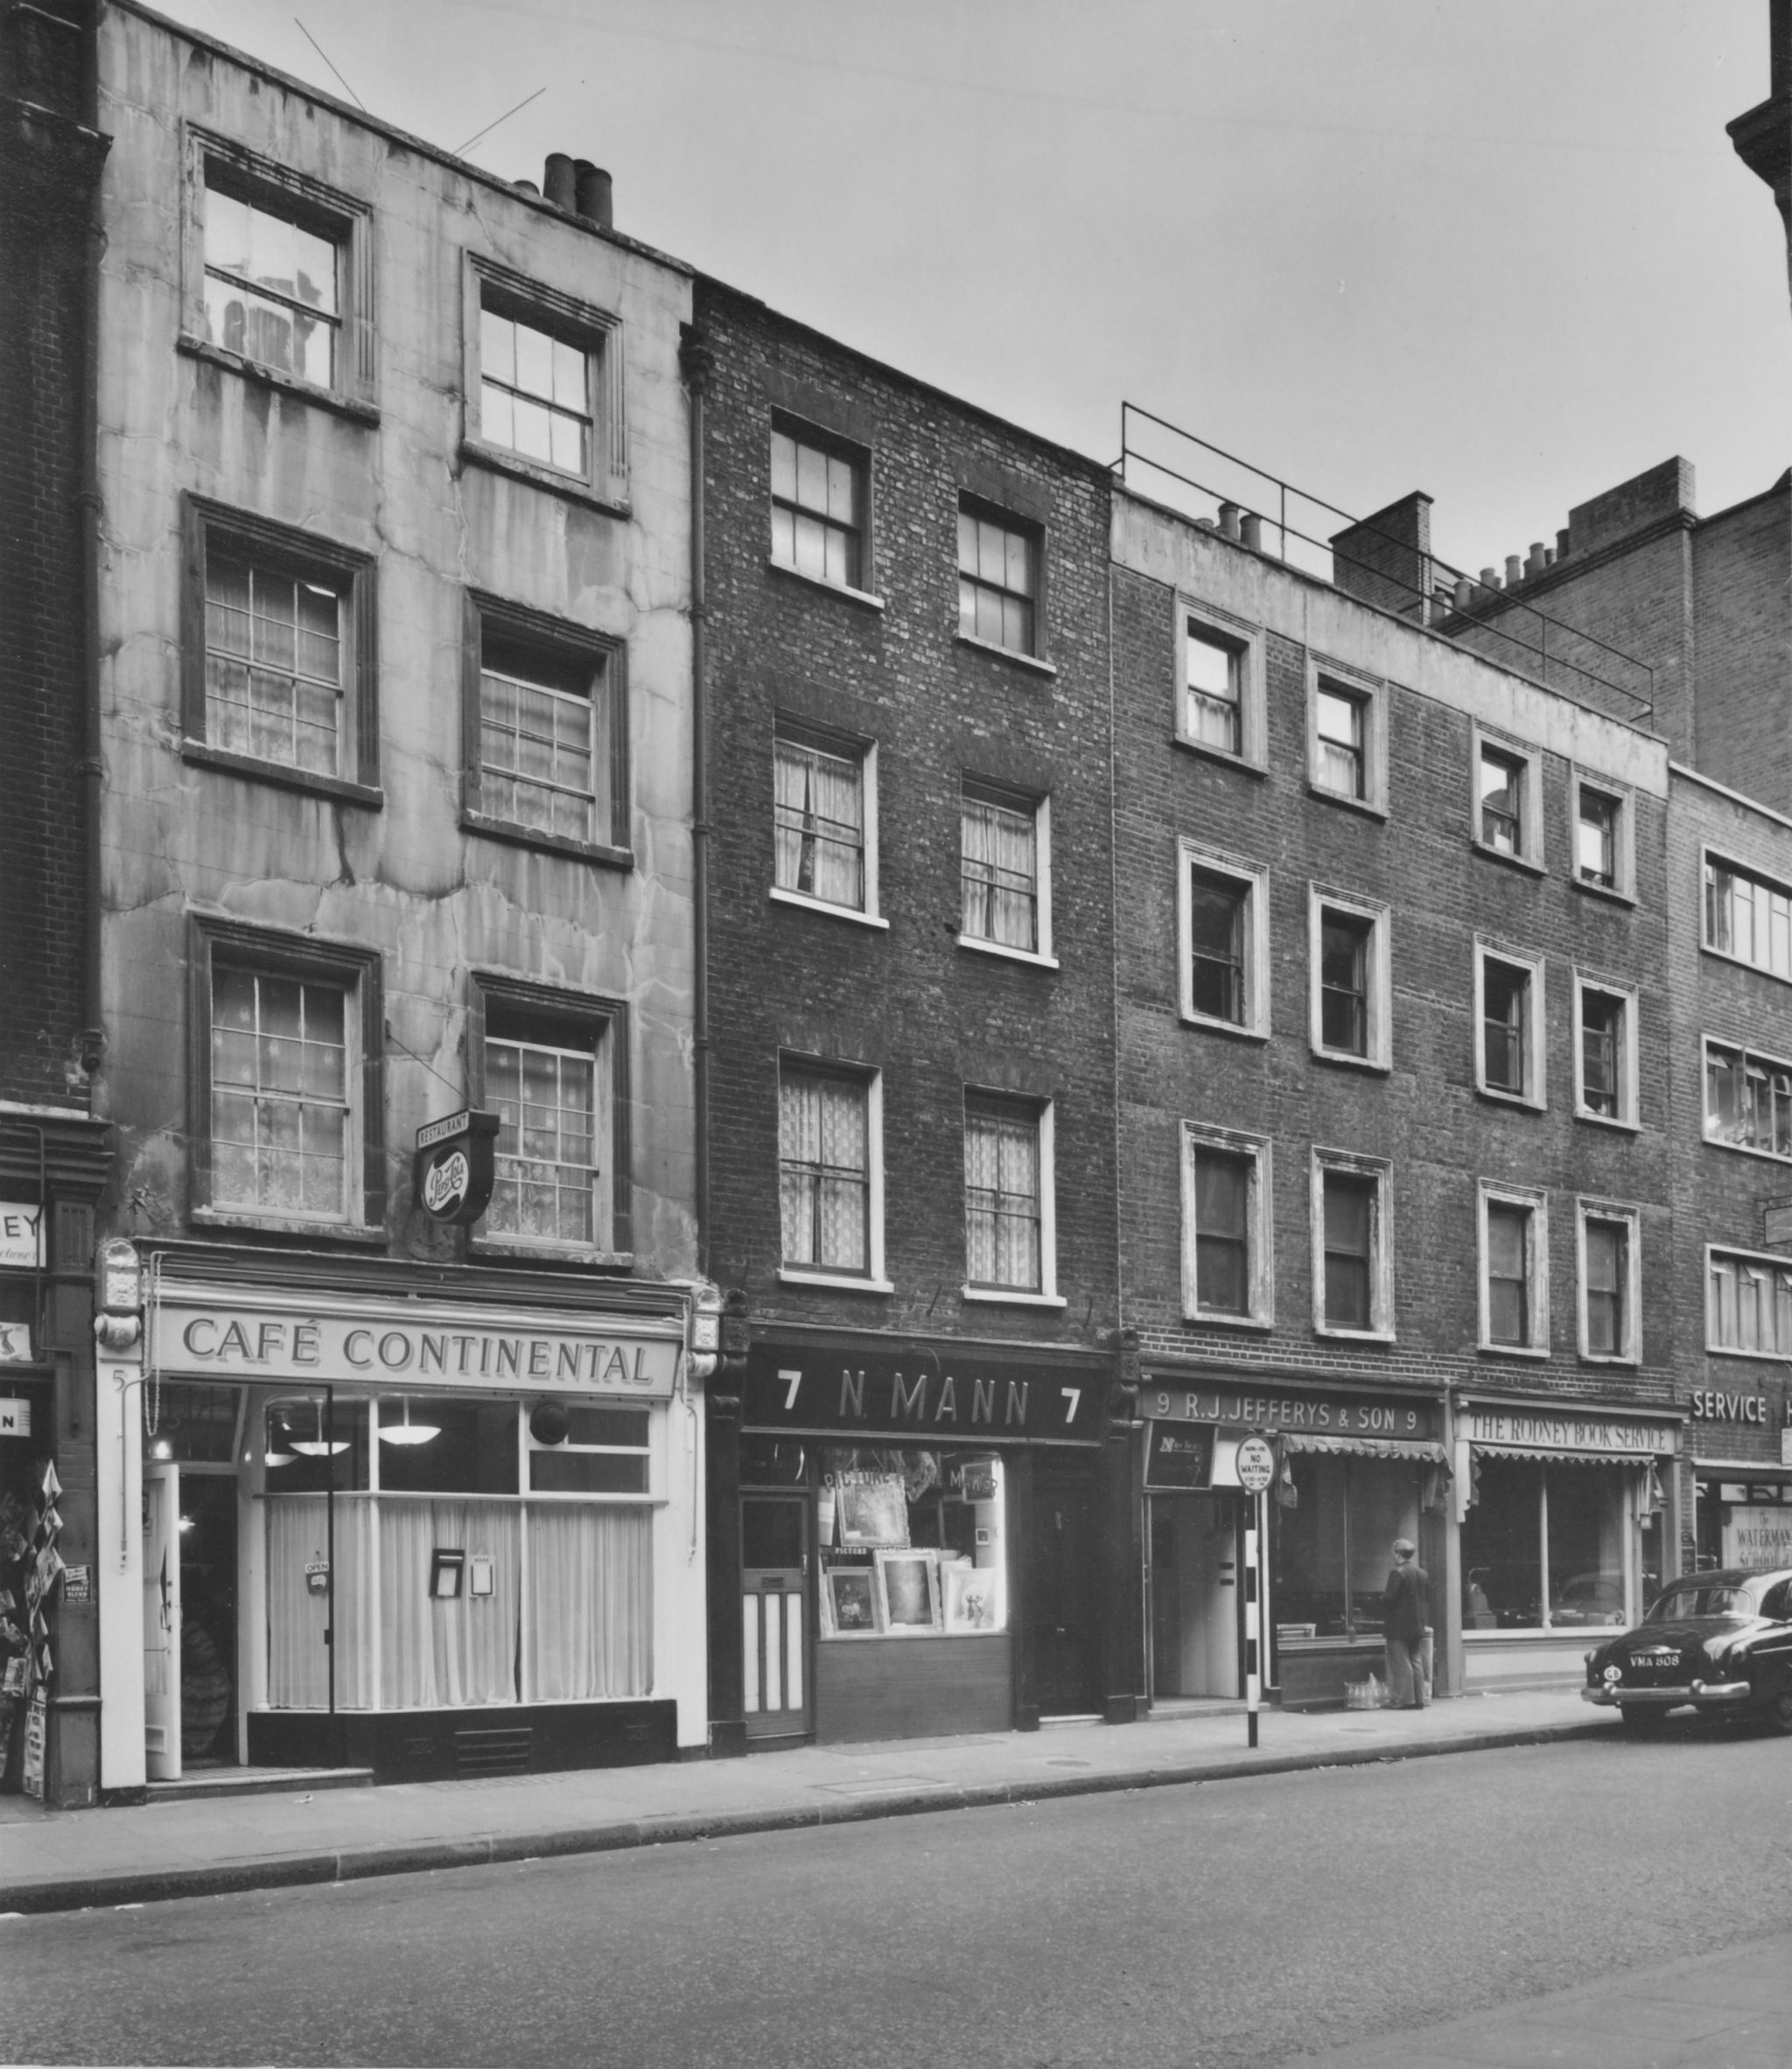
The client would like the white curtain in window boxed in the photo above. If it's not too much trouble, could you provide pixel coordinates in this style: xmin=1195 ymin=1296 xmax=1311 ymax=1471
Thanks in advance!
xmin=380 ymin=1499 xmax=520 ymax=1709
xmin=774 ymin=742 xmax=863 ymax=907
xmin=779 ymin=1073 xmax=868 ymax=1269
xmin=525 ymin=1505 xmax=652 ymax=1701
xmin=265 ymin=1495 xmax=374 ymax=1709
xmin=961 ymin=800 xmax=1036 ymax=949
xmin=964 ymin=1108 xmax=1040 ymax=1288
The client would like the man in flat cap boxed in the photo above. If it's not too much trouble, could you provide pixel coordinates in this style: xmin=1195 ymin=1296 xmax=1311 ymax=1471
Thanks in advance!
xmin=1382 ymin=1537 xmax=1430 ymax=1709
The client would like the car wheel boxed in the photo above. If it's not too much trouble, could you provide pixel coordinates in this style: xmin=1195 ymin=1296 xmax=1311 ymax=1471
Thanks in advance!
xmin=1620 ymin=1705 xmax=1670 ymax=1735
xmin=1759 ymin=1677 xmax=1792 ymax=1737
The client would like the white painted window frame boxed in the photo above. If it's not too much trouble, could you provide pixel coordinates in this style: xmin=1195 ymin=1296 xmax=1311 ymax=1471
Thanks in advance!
xmin=1470 ymin=723 xmax=1546 ymax=873
xmin=1478 ymin=1179 xmax=1550 ymax=1358
xmin=1179 ymin=840 xmax=1270 ymax=1039
xmin=1571 ymin=767 xmax=1635 ymax=904
xmin=958 ymin=786 xmax=1055 ymax=968
xmin=1308 ymin=884 xmax=1392 ymax=1072
xmin=1176 ymin=598 xmax=1266 ymax=770
xmin=961 ymin=1094 xmax=1062 ymax=1308
xmin=1306 ymin=654 xmax=1389 ymax=818
xmin=769 ymin=729 xmax=887 ymax=932
xmin=1572 ymin=970 xmax=1640 ymax=1130
xmin=1311 ymin=1146 xmax=1396 ymax=1341
xmin=1474 ymin=936 xmax=1548 ymax=1111
xmin=1575 ymin=1196 xmax=1642 ymax=1366
xmin=1180 ymin=1121 xmax=1275 ymax=1329
xmin=776 ymin=1057 xmax=891 ymax=1294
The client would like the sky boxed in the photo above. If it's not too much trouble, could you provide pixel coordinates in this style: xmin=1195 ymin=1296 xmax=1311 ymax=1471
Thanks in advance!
xmin=150 ymin=0 xmax=1788 ymax=575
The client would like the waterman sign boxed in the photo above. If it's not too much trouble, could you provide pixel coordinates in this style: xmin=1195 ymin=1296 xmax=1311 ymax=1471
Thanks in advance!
xmin=151 ymin=1289 xmax=682 ymax=1398
xmin=1466 ymin=1407 xmax=1675 ymax=1455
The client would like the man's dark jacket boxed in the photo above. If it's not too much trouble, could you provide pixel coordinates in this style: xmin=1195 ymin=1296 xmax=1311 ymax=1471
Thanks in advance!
xmin=1383 ymin=1559 xmax=1429 ymax=1642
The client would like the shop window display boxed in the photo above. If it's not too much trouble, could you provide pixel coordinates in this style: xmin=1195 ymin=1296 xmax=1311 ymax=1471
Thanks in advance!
xmin=262 ymin=1394 xmax=654 ymax=1710
xmin=817 ymin=1448 xmax=1005 ymax=1638
xmin=1271 ymin=1454 xmax=1420 ymax=1645
xmin=1459 ymin=1457 xmax=1630 ymax=1629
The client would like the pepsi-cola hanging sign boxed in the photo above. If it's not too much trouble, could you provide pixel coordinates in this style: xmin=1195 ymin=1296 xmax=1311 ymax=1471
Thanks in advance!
xmin=413 ymin=1109 xmax=500 ymax=1225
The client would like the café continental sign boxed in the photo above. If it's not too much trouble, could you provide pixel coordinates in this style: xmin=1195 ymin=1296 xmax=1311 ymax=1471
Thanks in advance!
xmin=93 ymin=1249 xmax=710 ymax=1787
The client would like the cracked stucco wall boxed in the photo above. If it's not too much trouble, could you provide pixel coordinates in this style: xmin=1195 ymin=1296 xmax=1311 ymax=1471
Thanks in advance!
xmin=93 ymin=12 xmax=697 ymax=1276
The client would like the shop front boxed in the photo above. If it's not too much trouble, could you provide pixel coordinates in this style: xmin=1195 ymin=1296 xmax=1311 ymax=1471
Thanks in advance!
xmin=95 ymin=1254 xmax=708 ymax=1789
xmin=1687 ymin=1376 xmax=1792 ymax=1573
xmin=1456 ymin=1397 xmax=1679 ymax=1694
xmin=723 ymin=1336 xmax=1120 ymax=1746
xmin=1140 ymin=1374 xmax=1449 ymax=1712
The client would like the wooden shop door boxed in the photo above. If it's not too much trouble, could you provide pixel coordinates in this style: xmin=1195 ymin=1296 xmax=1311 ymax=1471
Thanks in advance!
xmin=741 ymin=1494 xmax=810 ymax=1741
xmin=1030 ymin=1457 xmax=1101 ymax=1716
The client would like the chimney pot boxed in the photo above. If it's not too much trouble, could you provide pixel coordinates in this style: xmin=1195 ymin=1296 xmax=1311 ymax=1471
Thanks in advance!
xmin=1525 ymin=541 xmax=1547 ymax=577
xmin=1218 ymin=501 xmax=1242 ymax=541
xmin=512 ymin=178 xmax=541 ymax=197
xmin=1556 ymin=528 xmax=1571 ymax=560
xmin=1480 ymin=567 xmax=1499 ymax=589
xmin=1505 ymin=554 xmax=1523 ymax=587
xmin=544 ymin=153 xmax=577 ymax=211
xmin=1453 ymin=577 xmax=1474 ymax=609
xmin=574 ymin=160 xmax=613 ymax=229
xmin=1239 ymin=513 xmax=1262 ymax=550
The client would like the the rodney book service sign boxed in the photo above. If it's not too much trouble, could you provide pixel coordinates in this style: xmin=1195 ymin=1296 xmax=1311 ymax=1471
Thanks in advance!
xmin=1466 ymin=1406 xmax=1675 ymax=1455
xmin=152 ymin=1288 xmax=681 ymax=1398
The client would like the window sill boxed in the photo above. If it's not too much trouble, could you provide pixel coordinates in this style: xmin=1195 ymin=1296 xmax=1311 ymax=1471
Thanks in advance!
xmin=1464 ymin=1627 xmax=1598 ymax=1644
xmin=768 ymin=886 xmax=889 ymax=930
xmin=466 ymin=1239 xmax=635 ymax=1269
xmin=463 ymin=811 xmax=634 ymax=870
xmin=1701 ymin=943 xmax=1792 ymax=989
xmin=182 ymin=740 xmax=383 ymax=809
xmin=1181 ymin=1011 xmax=1269 ymax=1043
xmin=1703 ymin=1133 xmax=1792 ymax=1165
xmin=1572 ymin=877 xmax=1636 ymax=910
xmin=1471 ymin=839 xmax=1546 ymax=877
xmin=177 ymin=334 xmax=380 ymax=425
xmin=954 ymin=633 xmax=1056 ymax=680
xmin=1172 ymin=735 xmax=1267 ymax=777
xmin=1578 ymin=1350 xmax=1642 ymax=1368
xmin=765 ymin=559 xmax=886 ymax=613
xmin=1181 ymin=1310 xmax=1274 ymax=1332
xmin=1705 ymin=1345 xmax=1792 ymax=1365
xmin=1475 ymin=1085 xmax=1547 ymax=1114
xmin=1307 ymin=781 xmax=1388 ymax=822
xmin=458 ymin=439 xmax=630 ymax=516
xmin=189 ymin=1207 xmax=387 ymax=1246
xmin=958 ymin=934 xmax=1057 ymax=970
xmin=1575 ymin=1108 xmax=1642 ymax=1134
xmin=1476 ymin=1340 xmax=1552 ymax=1360
xmin=778 ymin=1269 xmax=894 ymax=1294
xmin=1314 ymin=1325 xmax=1396 ymax=1345
xmin=1312 ymin=1047 xmax=1391 ymax=1075
xmin=961 ymin=1286 xmax=1067 ymax=1309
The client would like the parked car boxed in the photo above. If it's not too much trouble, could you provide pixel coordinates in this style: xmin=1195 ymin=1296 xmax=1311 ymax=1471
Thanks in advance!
xmin=1582 ymin=1569 xmax=1792 ymax=1734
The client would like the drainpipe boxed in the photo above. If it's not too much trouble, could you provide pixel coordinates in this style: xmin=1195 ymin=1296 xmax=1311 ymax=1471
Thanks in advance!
xmin=679 ymin=320 xmax=714 ymax=1274
xmin=76 ymin=2 xmax=108 ymax=1085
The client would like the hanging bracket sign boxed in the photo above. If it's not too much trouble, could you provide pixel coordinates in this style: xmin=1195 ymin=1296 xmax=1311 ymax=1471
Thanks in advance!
xmin=413 ymin=1109 xmax=500 ymax=1226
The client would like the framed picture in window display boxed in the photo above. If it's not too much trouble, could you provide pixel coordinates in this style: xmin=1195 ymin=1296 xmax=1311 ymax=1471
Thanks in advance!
xmin=836 ymin=1475 xmax=909 ymax=1548
xmin=942 ymin=1562 xmax=1004 ymax=1633
xmin=823 ymin=1565 xmax=880 ymax=1637
xmin=875 ymin=1548 xmax=941 ymax=1632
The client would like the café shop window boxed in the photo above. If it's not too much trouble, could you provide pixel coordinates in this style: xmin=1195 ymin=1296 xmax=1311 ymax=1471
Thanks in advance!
xmin=1271 ymin=1454 xmax=1424 ymax=1647
xmin=1459 ymin=1457 xmax=1633 ymax=1632
xmin=816 ymin=1449 xmax=1006 ymax=1641
xmin=260 ymin=1394 xmax=654 ymax=1711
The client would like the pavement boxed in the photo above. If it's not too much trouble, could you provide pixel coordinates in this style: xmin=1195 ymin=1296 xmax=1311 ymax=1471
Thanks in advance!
xmin=0 ymin=1684 xmax=1617 ymax=1917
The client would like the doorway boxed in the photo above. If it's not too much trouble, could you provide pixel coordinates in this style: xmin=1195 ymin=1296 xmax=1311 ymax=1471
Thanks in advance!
xmin=1029 ymin=1456 xmax=1101 ymax=1716
xmin=741 ymin=1493 xmax=810 ymax=1741
xmin=1150 ymin=1492 xmax=1240 ymax=1700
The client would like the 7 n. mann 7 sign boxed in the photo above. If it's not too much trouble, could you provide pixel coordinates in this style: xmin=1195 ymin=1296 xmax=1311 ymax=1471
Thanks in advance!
xmin=743 ymin=1346 xmax=1104 ymax=1443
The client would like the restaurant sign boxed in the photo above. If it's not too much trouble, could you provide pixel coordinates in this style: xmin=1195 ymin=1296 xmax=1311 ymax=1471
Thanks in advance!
xmin=743 ymin=1345 xmax=1104 ymax=1443
xmin=1144 ymin=1383 xmax=1439 ymax=1441
xmin=152 ymin=1289 xmax=682 ymax=1398
xmin=1466 ymin=1407 xmax=1675 ymax=1455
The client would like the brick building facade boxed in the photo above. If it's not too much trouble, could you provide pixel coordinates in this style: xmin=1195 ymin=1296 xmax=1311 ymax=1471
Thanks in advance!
xmin=689 ymin=279 xmax=1133 ymax=1747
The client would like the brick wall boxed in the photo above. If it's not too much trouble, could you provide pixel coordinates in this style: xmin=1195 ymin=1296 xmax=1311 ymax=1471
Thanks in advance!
xmin=1692 ymin=482 xmax=1792 ymax=807
xmin=695 ymin=283 xmax=1118 ymax=1347
xmin=0 ymin=1 xmax=100 ymax=1108
xmin=1111 ymin=511 xmax=1675 ymax=1413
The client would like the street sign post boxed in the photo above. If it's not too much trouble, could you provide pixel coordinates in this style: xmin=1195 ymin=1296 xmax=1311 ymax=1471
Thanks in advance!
xmin=1236 ymin=1435 xmax=1275 ymax=1749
